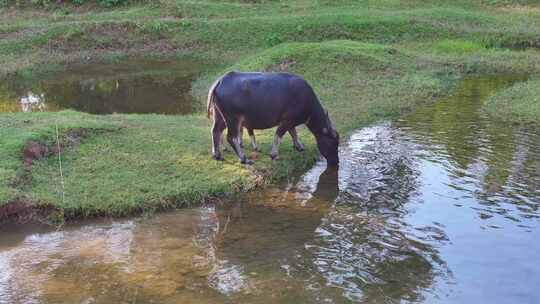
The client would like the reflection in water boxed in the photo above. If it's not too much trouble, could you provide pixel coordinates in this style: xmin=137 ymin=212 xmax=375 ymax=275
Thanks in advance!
xmin=19 ymin=92 xmax=48 ymax=112
xmin=305 ymin=124 xmax=447 ymax=303
xmin=1 ymin=75 xmax=540 ymax=303
xmin=193 ymin=205 xmax=253 ymax=296
xmin=0 ymin=59 xmax=201 ymax=114
xmin=398 ymin=75 xmax=540 ymax=225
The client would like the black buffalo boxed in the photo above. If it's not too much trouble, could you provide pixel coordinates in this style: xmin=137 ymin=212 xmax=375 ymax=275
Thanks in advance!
xmin=207 ymin=71 xmax=339 ymax=166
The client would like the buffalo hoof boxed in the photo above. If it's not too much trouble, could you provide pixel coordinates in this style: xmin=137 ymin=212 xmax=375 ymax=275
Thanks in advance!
xmin=213 ymin=155 xmax=225 ymax=161
xmin=271 ymin=154 xmax=279 ymax=161
xmin=241 ymin=158 xmax=254 ymax=165
xmin=294 ymin=145 xmax=305 ymax=152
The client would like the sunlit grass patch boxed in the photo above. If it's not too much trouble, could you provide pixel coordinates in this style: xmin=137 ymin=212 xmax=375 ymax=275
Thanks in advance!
xmin=433 ymin=39 xmax=486 ymax=54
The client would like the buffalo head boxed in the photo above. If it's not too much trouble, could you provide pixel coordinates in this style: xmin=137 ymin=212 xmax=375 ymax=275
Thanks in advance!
xmin=315 ymin=111 xmax=339 ymax=166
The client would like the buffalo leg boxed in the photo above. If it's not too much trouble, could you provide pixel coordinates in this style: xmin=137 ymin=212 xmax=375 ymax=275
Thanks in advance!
xmin=221 ymin=126 xmax=246 ymax=152
xmin=240 ymin=126 xmax=245 ymax=149
xmin=221 ymin=128 xmax=244 ymax=151
xmin=289 ymin=127 xmax=304 ymax=152
xmin=222 ymin=126 xmax=244 ymax=152
xmin=212 ymin=113 xmax=226 ymax=161
xmin=226 ymin=118 xmax=253 ymax=165
xmin=221 ymin=134 xmax=229 ymax=151
xmin=270 ymin=124 xmax=291 ymax=160
xmin=224 ymin=126 xmax=244 ymax=151
xmin=247 ymin=128 xmax=260 ymax=152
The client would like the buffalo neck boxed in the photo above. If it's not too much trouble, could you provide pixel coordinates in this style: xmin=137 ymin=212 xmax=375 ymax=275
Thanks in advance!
xmin=306 ymin=102 xmax=327 ymax=135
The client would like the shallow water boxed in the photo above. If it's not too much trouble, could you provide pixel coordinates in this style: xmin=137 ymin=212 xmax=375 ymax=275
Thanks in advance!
xmin=0 ymin=58 xmax=202 ymax=114
xmin=1 ymin=75 xmax=540 ymax=303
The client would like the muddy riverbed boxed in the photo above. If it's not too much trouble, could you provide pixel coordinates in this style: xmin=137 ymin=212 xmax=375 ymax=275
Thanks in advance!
xmin=1 ymin=75 xmax=540 ymax=303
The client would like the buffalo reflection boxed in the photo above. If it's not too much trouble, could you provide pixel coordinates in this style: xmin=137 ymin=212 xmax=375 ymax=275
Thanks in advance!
xmin=304 ymin=125 xmax=450 ymax=303
xmin=205 ymin=124 xmax=450 ymax=303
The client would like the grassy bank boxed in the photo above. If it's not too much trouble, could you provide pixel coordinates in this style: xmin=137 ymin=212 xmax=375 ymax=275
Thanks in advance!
xmin=1 ymin=41 xmax=448 ymax=218
xmin=483 ymin=78 xmax=540 ymax=123
xmin=2 ymin=0 xmax=540 ymax=78
xmin=1 ymin=0 xmax=540 ymax=221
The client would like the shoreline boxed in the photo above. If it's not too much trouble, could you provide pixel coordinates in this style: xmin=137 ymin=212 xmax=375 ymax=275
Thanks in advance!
xmin=2 ymin=1 xmax=540 ymax=224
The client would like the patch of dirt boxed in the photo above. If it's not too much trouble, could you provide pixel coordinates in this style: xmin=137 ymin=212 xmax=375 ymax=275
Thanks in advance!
xmin=44 ymin=21 xmax=188 ymax=56
xmin=10 ymin=129 xmax=94 ymax=192
xmin=22 ymin=129 xmax=88 ymax=169
xmin=503 ymin=39 xmax=540 ymax=50
xmin=0 ymin=198 xmax=58 ymax=225
xmin=265 ymin=59 xmax=296 ymax=72
xmin=0 ymin=200 xmax=32 ymax=220
xmin=0 ymin=7 xmax=51 ymax=20
xmin=62 ymin=2 xmax=103 ymax=14
xmin=23 ymin=140 xmax=52 ymax=168
xmin=496 ymin=5 xmax=540 ymax=13
xmin=2 ymin=129 xmax=103 ymax=224
xmin=0 ymin=28 xmax=46 ymax=41
xmin=46 ymin=22 xmax=136 ymax=52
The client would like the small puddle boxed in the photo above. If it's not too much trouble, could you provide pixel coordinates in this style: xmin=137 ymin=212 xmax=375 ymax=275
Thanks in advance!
xmin=0 ymin=58 xmax=203 ymax=114
xmin=1 ymin=75 xmax=540 ymax=303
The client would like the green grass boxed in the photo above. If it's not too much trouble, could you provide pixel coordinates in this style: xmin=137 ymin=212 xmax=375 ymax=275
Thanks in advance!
xmin=28 ymin=114 xmax=258 ymax=217
xmin=483 ymin=78 xmax=540 ymax=123
xmin=432 ymin=39 xmax=486 ymax=54
xmin=2 ymin=0 xmax=540 ymax=220
xmin=2 ymin=1 xmax=540 ymax=77
xmin=1 ymin=40 xmax=449 ymax=217
xmin=0 ymin=111 xmax=118 ymax=205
